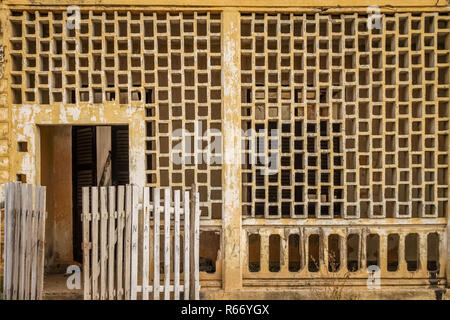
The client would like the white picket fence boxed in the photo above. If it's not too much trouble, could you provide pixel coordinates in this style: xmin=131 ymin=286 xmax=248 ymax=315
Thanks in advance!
xmin=82 ymin=185 xmax=200 ymax=300
xmin=2 ymin=182 xmax=47 ymax=300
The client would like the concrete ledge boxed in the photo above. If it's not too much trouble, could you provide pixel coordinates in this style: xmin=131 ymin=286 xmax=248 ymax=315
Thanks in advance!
xmin=201 ymin=286 xmax=449 ymax=300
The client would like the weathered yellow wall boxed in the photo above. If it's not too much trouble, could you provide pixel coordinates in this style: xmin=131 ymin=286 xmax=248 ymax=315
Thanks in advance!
xmin=0 ymin=0 xmax=448 ymax=300
xmin=9 ymin=103 xmax=145 ymax=186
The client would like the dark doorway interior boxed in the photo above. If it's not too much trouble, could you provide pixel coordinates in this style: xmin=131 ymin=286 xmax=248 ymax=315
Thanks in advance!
xmin=72 ymin=125 xmax=129 ymax=263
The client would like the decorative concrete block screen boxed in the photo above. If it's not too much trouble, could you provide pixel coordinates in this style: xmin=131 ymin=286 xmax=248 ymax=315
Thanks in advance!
xmin=7 ymin=7 xmax=450 ymax=291
xmin=143 ymin=12 xmax=223 ymax=220
xmin=240 ymin=12 xmax=449 ymax=219
xmin=9 ymin=10 xmax=223 ymax=220
xmin=240 ymin=12 xmax=449 ymax=285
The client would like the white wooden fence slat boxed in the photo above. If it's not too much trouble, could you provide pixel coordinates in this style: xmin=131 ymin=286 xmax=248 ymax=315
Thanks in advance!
xmin=194 ymin=191 xmax=200 ymax=300
xmin=1 ymin=183 xmax=47 ymax=300
xmin=2 ymin=182 xmax=7 ymax=299
xmin=0 ymin=184 xmax=1 ymax=292
xmin=142 ymin=186 xmax=150 ymax=300
xmin=18 ymin=183 xmax=28 ymax=300
xmin=12 ymin=182 xmax=21 ymax=299
xmin=164 ymin=189 xmax=171 ymax=300
xmin=30 ymin=186 xmax=40 ymax=300
xmin=189 ymin=187 xmax=196 ymax=300
xmin=79 ymin=185 xmax=200 ymax=301
xmin=99 ymin=187 xmax=108 ymax=300
xmin=174 ymin=190 xmax=181 ymax=300
xmin=36 ymin=186 xmax=46 ymax=300
xmin=4 ymin=182 xmax=13 ymax=299
xmin=24 ymin=184 xmax=33 ymax=299
xmin=82 ymin=187 xmax=91 ymax=300
xmin=130 ymin=185 xmax=139 ymax=300
xmin=153 ymin=188 xmax=160 ymax=300
xmin=0 ymin=184 xmax=2 ymax=295
xmin=3 ymin=183 xmax=7 ymax=298
xmin=3 ymin=183 xmax=10 ymax=299
xmin=116 ymin=186 xmax=125 ymax=300
xmin=124 ymin=185 xmax=132 ymax=299
xmin=91 ymin=187 xmax=99 ymax=300
xmin=183 ymin=190 xmax=190 ymax=300
xmin=108 ymin=186 xmax=116 ymax=300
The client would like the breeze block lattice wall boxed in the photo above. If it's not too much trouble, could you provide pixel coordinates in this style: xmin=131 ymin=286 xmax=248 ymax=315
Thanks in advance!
xmin=3 ymin=0 xmax=450 ymax=298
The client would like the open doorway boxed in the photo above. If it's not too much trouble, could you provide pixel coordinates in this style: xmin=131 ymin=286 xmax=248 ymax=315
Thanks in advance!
xmin=72 ymin=125 xmax=130 ymax=262
xmin=40 ymin=125 xmax=130 ymax=273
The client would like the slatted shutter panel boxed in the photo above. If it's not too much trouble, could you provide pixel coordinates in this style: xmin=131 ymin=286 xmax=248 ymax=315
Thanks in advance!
xmin=72 ymin=126 xmax=97 ymax=263
xmin=111 ymin=126 xmax=130 ymax=186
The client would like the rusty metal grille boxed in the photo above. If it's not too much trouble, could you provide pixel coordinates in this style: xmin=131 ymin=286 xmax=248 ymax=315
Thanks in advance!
xmin=240 ymin=12 xmax=449 ymax=220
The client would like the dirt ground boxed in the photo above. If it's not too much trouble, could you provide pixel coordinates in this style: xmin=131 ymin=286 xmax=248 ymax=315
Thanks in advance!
xmin=43 ymin=273 xmax=83 ymax=300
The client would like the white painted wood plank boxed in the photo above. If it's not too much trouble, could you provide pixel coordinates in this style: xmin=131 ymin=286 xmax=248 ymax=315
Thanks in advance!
xmin=30 ymin=186 xmax=40 ymax=300
xmin=164 ymin=189 xmax=171 ymax=300
xmin=1 ymin=182 xmax=5 ymax=299
xmin=142 ymin=186 xmax=150 ymax=300
xmin=18 ymin=183 xmax=28 ymax=300
xmin=174 ymin=190 xmax=181 ymax=300
xmin=99 ymin=187 xmax=108 ymax=300
xmin=4 ymin=182 xmax=13 ymax=300
xmin=183 ymin=190 xmax=190 ymax=300
xmin=12 ymin=182 xmax=21 ymax=300
xmin=130 ymin=185 xmax=139 ymax=300
xmin=82 ymin=187 xmax=91 ymax=300
xmin=153 ymin=188 xmax=160 ymax=300
xmin=124 ymin=185 xmax=132 ymax=299
xmin=36 ymin=186 xmax=46 ymax=300
xmin=108 ymin=186 xmax=116 ymax=300
xmin=0 ymin=184 xmax=2 ymax=296
xmin=116 ymin=185 xmax=125 ymax=300
xmin=91 ymin=187 xmax=99 ymax=300
xmin=189 ymin=188 xmax=196 ymax=300
xmin=0 ymin=184 xmax=1 ymax=285
xmin=2 ymin=182 xmax=7 ymax=299
xmin=194 ymin=191 xmax=200 ymax=300
xmin=24 ymin=184 xmax=33 ymax=299
xmin=4 ymin=183 xmax=11 ymax=299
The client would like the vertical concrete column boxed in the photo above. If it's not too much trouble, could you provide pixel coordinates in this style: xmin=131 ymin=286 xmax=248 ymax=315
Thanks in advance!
xmin=222 ymin=8 xmax=242 ymax=291
xmin=322 ymin=231 xmax=329 ymax=274
xmin=281 ymin=232 xmax=289 ymax=273
xmin=128 ymin=113 xmax=146 ymax=192
xmin=260 ymin=232 xmax=269 ymax=273
xmin=418 ymin=232 xmax=427 ymax=277
xmin=398 ymin=233 xmax=406 ymax=273
xmin=379 ymin=234 xmax=388 ymax=275
xmin=0 ymin=5 xmax=10 ymax=187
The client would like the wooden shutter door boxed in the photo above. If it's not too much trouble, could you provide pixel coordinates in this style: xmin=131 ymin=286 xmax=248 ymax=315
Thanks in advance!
xmin=72 ymin=126 xmax=97 ymax=263
xmin=111 ymin=126 xmax=130 ymax=186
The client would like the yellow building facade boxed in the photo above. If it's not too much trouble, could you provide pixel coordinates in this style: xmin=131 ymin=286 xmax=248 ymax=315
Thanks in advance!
xmin=0 ymin=0 xmax=449 ymax=299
